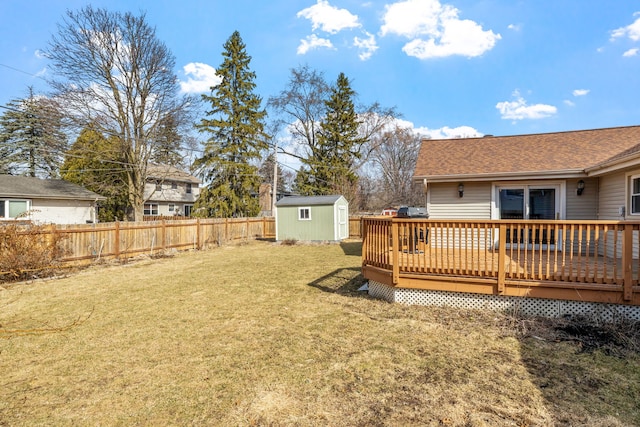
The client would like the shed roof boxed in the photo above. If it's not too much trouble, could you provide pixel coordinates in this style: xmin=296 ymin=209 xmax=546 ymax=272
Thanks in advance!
xmin=414 ymin=125 xmax=640 ymax=181
xmin=275 ymin=195 xmax=345 ymax=207
xmin=0 ymin=175 xmax=106 ymax=201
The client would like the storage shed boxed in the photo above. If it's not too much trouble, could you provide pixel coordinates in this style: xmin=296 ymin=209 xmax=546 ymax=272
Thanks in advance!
xmin=275 ymin=195 xmax=349 ymax=242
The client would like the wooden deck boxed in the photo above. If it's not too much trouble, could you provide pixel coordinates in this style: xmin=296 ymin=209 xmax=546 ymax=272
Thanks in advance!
xmin=362 ymin=218 xmax=640 ymax=305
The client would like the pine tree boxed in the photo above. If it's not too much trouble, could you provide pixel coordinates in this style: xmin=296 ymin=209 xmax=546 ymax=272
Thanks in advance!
xmin=0 ymin=88 xmax=67 ymax=177
xmin=194 ymin=31 xmax=268 ymax=217
xmin=60 ymin=126 xmax=129 ymax=221
xmin=296 ymin=73 xmax=365 ymax=201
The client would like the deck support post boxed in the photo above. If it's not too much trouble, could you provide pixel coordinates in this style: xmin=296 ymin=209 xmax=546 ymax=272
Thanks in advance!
xmin=623 ymin=223 xmax=633 ymax=301
xmin=497 ymin=223 xmax=506 ymax=294
xmin=392 ymin=220 xmax=400 ymax=286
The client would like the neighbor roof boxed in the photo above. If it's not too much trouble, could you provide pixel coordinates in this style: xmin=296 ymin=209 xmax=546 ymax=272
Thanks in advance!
xmin=146 ymin=164 xmax=200 ymax=184
xmin=413 ymin=125 xmax=640 ymax=182
xmin=275 ymin=195 xmax=345 ymax=207
xmin=0 ymin=175 xmax=106 ymax=200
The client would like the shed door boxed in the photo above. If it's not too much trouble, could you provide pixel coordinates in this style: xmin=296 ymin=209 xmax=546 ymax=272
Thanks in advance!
xmin=338 ymin=206 xmax=348 ymax=239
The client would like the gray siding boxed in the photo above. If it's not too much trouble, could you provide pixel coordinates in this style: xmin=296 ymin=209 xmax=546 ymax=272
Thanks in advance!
xmin=428 ymin=182 xmax=491 ymax=219
xmin=566 ymin=178 xmax=598 ymax=220
xmin=598 ymin=171 xmax=626 ymax=220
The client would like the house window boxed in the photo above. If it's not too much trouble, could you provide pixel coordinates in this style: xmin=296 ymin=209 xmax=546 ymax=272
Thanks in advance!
xmin=144 ymin=203 xmax=158 ymax=216
xmin=0 ymin=199 xmax=29 ymax=219
xmin=171 ymin=182 xmax=177 ymax=190
xmin=184 ymin=205 xmax=193 ymax=217
xmin=631 ymin=175 xmax=640 ymax=215
xmin=155 ymin=181 xmax=162 ymax=191
xmin=186 ymin=183 xmax=192 ymax=194
xmin=168 ymin=204 xmax=175 ymax=212
xmin=298 ymin=207 xmax=311 ymax=220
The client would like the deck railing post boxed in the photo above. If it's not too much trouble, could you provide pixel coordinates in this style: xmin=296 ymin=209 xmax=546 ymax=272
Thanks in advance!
xmin=392 ymin=220 xmax=400 ymax=285
xmin=497 ymin=223 xmax=506 ymax=294
xmin=623 ymin=223 xmax=633 ymax=301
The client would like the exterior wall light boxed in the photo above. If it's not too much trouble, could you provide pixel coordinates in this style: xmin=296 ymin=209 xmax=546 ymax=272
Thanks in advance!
xmin=577 ymin=179 xmax=585 ymax=196
xmin=458 ymin=183 xmax=464 ymax=198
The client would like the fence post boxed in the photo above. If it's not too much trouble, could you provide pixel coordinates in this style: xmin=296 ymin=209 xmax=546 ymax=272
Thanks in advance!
xmin=392 ymin=220 xmax=400 ymax=285
xmin=497 ymin=223 xmax=507 ymax=294
xmin=623 ymin=223 xmax=633 ymax=301
xmin=161 ymin=219 xmax=166 ymax=252
xmin=114 ymin=221 xmax=120 ymax=259
xmin=196 ymin=218 xmax=201 ymax=250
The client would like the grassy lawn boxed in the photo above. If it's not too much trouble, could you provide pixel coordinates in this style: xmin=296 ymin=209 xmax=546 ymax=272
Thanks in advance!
xmin=1 ymin=240 xmax=639 ymax=426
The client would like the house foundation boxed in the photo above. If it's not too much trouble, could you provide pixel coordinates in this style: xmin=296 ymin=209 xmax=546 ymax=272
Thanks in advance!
xmin=367 ymin=280 xmax=640 ymax=321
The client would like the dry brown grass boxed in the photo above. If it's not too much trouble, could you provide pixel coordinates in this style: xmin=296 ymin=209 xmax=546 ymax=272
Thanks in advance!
xmin=1 ymin=240 xmax=639 ymax=426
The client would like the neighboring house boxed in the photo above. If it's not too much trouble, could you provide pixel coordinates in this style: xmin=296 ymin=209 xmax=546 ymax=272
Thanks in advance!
xmin=0 ymin=175 xmax=105 ymax=224
xmin=275 ymin=195 xmax=349 ymax=242
xmin=413 ymin=125 xmax=640 ymax=222
xmin=143 ymin=164 xmax=200 ymax=217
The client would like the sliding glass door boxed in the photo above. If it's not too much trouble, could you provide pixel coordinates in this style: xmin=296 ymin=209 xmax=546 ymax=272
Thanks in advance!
xmin=496 ymin=185 xmax=561 ymax=247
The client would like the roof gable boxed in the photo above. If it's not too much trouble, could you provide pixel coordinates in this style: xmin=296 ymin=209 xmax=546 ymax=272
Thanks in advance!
xmin=0 ymin=175 xmax=106 ymax=200
xmin=414 ymin=125 xmax=640 ymax=181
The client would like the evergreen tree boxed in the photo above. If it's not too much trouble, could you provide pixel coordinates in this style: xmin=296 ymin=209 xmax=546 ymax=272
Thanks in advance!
xmin=0 ymin=88 xmax=67 ymax=177
xmin=194 ymin=31 xmax=268 ymax=218
xmin=61 ymin=126 xmax=129 ymax=222
xmin=296 ymin=73 xmax=365 ymax=202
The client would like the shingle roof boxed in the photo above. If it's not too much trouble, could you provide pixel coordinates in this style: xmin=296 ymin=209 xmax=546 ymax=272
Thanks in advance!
xmin=0 ymin=175 xmax=106 ymax=200
xmin=275 ymin=195 xmax=345 ymax=207
xmin=413 ymin=125 xmax=640 ymax=181
xmin=147 ymin=164 xmax=200 ymax=184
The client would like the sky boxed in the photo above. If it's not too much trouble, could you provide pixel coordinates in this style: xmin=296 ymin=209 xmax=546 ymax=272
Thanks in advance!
xmin=1 ymin=0 xmax=640 ymax=153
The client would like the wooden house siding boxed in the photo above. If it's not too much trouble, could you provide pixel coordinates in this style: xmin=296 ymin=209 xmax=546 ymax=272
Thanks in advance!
xmin=427 ymin=182 xmax=491 ymax=219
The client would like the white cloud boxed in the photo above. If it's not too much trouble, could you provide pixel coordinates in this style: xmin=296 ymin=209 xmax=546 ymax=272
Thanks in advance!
xmin=572 ymin=89 xmax=589 ymax=96
xmin=297 ymin=34 xmax=334 ymax=55
xmin=496 ymin=91 xmax=557 ymax=120
xmin=179 ymin=62 xmax=222 ymax=94
xmin=380 ymin=0 xmax=500 ymax=59
xmin=391 ymin=118 xmax=482 ymax=139
xmin=564 ymin=100 xmax=575 ymax=107
xmin=507 ymin=23 xmax=522 ymax=31
xmin=297 ymin=0 xmax=360 ymax=34
xmin=353 ymin=31 xmax=378 ymax=60
xmin=623 ymin=48 xmax=639 ymax=57
xmin=611 ymin=14 xmax=640 ymax=42
xmin=34 ymin=67 xmax=47 ymax=78
xmin=34 ymin=49 xmax=46 ymax=59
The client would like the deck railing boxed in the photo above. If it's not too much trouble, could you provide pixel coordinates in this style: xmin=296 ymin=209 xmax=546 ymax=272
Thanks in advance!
xmin=361 ymin=218 xmax=640 ymax=305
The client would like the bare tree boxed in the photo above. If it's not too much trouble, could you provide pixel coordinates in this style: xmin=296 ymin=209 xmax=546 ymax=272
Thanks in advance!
xmin=369 ymin=125 xmax=424 ymax=208
xmin=45 ymin=6 xmax=193 ymax=220
xmin=267 ymin=65 xmax=331 ymax=162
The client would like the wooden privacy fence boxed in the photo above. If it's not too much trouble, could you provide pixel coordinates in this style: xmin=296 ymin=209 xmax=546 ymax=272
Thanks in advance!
xmin=53 ymin=217 xmax=275 ymax=263
xmin=4 ymin=215 xmax=363 ymax=268
xmin=362 ymin=218 xmax=640 ymax=305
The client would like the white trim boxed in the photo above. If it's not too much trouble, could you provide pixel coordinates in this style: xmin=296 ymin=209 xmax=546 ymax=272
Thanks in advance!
xmin=298 ymin=206 xmax=311 ymax=221
xmin=628 ymin=173 xmax=640 ymax=217
xmin=0 ymin=198 xmax=31 ymax=219
xmin=415 ymin=170 xmax=585 ymax=183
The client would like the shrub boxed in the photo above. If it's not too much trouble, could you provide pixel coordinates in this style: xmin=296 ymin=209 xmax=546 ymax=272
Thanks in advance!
xmin=0 ymin=222 xmax=67 ymax=283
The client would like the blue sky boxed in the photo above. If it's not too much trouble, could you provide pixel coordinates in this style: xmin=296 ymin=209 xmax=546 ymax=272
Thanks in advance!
xmin=1 ymin=0 xmax=640 ymax=143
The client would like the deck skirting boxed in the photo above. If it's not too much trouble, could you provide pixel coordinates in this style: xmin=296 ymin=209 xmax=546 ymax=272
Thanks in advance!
xmin=367 ymin=280 xmax=640 ymax=321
